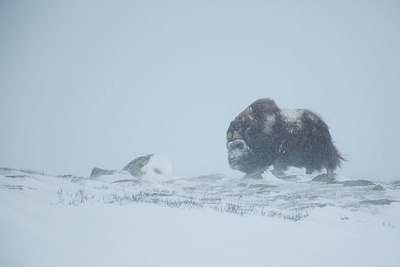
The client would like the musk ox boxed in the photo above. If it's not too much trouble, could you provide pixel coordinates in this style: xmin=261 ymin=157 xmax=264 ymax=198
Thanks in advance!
xmin=226 ymin=98 xmax=344 ymax=178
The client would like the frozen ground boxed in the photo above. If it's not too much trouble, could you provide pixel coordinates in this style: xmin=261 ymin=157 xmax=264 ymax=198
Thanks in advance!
xmin=1 ymin=167 xmax=400 ymax=267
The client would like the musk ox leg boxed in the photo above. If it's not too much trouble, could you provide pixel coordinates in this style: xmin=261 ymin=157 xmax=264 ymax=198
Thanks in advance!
xmin=273 ymin=162 xmax=287 ymax=172
xmin=326 ymin=168 xmax=335 ymax=179
xmin=271 ymin=163 xmax=286 ymax=178
xmin=272 ymin=162 xmax=288 ymax=177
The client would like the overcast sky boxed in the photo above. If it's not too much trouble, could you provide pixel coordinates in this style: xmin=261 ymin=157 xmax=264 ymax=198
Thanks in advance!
xmin=1 ymin=0 xmax=399 ymax=181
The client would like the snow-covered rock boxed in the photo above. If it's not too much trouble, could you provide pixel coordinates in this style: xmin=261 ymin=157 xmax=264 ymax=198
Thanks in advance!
xmin=90 ymin=167 xmax=117 ymax=179
xmin=139 ymin=154 xmax=175 ymax=179
xmin=90 ymin=154 xmax=175 ymax=181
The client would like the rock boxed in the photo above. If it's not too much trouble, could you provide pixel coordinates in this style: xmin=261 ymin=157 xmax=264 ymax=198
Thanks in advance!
xmin=248 ymin=184 xmax=276 ymax=189
xmin=392 ymin=180 xmax=400 ymax=186
xmin=372 ymin=185 xmax=384 ymax=191
xmin=189 ymin=174 xmax=225 ymax=181
xmin=342 ymin=180 xmax=375 ymax=187
xmin=270 ymin=170 xmax=297 ymax=180
xmin=359 ymin=199 xmax=395 ymax=206
xmin=90 ymin=167 xmax=117 ymax=179
xmin=138 ymin=154 xmax=174 ymax=178
xmin=122 ymin=154 xmax=154 ymax=177
xmin=91 ymin=154 xmax=175 ymax=180
xmin=311 ymin=177 xmax=375 ymax=187
xmin=312 ymin=173 xmax=336 ymax=183
xmin=111 ymin=179 xmax=140 ymax=184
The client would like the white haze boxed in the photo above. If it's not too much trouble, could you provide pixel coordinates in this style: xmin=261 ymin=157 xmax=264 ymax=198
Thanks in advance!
xmin=1 ymin=0 xmax=400 ymax=181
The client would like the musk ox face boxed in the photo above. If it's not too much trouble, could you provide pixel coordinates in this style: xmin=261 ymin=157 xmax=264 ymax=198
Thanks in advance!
xmin=226 ymin=108 xmax=252 ymax=171
xmin=226 ymin=99 xmax=281 ymax=174
xmin=227 ymin=98 xmax=344 ymax=177
xmin=226 ymin=139 xmax=250 ymax=170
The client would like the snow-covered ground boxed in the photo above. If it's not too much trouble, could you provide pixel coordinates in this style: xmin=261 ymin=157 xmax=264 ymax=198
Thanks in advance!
xmin=1 ymin=167 xmax=400 ymax=267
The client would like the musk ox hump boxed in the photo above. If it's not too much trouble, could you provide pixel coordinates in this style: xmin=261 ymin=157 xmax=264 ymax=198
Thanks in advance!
xmin=263 ymin=113 xmax=277 ymax=134
xmin=251 ymin=98 xmax=280 ymax=117
xmin=249 ymin=98 xmax=281 ymax=134
xmin=237 ymin=106 xmax=255 ymax=122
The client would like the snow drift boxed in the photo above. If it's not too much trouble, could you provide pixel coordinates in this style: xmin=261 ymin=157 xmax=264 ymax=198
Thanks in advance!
xmin=1 ymin=165 xmax=400 ymax=267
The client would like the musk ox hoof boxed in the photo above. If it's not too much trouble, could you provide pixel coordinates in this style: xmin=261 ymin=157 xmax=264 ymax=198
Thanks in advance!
xmin=312 ymin=173 xmax=336 ymax=183
xmin=226 ymin=98 xmax=344 ymax=177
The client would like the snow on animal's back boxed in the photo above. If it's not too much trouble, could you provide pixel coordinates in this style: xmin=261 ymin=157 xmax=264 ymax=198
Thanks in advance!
xmin=280 ymin=108 xmax=305 ymax=132
xmin=280 ymin=108 xmax=304 ymax=123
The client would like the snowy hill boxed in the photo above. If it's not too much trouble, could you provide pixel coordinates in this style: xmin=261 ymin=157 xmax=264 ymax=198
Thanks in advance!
xmin=1 ymin=167 xmax=400 ymax=267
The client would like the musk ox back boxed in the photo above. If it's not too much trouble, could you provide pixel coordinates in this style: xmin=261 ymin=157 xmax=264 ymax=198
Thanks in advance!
xmin=226 ymin=98 xmax=344 ymax=178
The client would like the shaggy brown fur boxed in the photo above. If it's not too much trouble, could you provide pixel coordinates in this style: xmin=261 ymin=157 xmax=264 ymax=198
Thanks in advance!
xmin=226 ymin=98 xmax=344 ymax=178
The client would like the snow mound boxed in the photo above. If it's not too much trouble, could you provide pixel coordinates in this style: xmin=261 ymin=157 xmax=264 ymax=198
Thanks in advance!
xmin=2 ymin=167 xmax=399 ymax=221
xmin=1 ymin=167 xmax=400 ymax=267
xmin=141 ymin=154 xmax=175 ymax=179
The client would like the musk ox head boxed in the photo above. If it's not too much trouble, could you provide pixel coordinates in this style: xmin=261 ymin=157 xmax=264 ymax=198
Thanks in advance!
xmin=226 ymin=98 xmax=344 ymax=177
xmin=226 ymin=98 xmax=282 ymax=175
